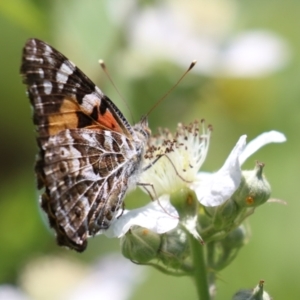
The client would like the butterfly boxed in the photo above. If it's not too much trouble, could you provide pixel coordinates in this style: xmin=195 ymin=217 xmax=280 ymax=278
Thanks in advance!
xmin=20 ymin=38 xmax=151 ymax=252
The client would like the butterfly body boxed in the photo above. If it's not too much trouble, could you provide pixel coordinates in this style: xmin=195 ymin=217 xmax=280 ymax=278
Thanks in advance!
xmin=21 ymin=39 xmax=150 ymax=252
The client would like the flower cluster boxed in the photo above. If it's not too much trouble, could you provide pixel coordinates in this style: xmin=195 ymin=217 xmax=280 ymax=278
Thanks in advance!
xmin=2 ymin=120 xmax=282 ymax=300
xmin=102 ymin=120 xmax=285 ymax=298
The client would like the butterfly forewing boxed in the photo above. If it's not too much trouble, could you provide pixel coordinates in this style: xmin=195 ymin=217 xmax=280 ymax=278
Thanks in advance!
xmin=21 ymin=38 xmax=149 ymax=252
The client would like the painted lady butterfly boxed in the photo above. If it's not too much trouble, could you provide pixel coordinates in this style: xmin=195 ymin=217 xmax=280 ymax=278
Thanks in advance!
xmin=20 ymin=39 xmax=151 ymax=252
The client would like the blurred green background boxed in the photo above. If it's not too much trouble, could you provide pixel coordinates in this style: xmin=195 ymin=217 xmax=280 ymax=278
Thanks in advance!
xmin=0 ymin=0 xmax=299 ymax=299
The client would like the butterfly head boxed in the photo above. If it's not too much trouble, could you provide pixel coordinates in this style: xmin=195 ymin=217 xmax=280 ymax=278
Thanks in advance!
xmin=130 ymin=116 xmax=151 ymax=156
xmin=133 ymin=116 xmax=151 ymax=141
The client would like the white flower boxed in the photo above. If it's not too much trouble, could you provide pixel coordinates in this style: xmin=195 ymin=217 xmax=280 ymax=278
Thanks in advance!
xmin=139 ymin=122 xmax=285 ymax=209
xmin=140 ymin=120 xmax=211 ymax=196
xmin=194 ymin=131 xmax=286 ymax=207
xmin=105 ymin=121 xmax=210 ymax=238
xmin=102 ymin=123 xmax=286 ymax=238
xmin=191 ymin=135 xmax=247 ymax=207
xmin=104 ymin=196 xmax=179 ymax=238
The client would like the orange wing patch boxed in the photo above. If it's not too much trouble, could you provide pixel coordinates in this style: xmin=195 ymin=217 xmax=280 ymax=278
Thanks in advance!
xmin=48 ymin=97 xmax=93 ymax=135
xmin=47 ymin=97 xmax=83 ymax=136
xmin=97 ymin=109 xmax=123 ymax=133
xmin=47 ymin=96 xmax=124 ymax=136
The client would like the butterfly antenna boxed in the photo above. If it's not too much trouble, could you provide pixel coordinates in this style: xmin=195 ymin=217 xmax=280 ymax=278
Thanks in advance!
xmin=99 ymin=59 xmax=134 ymax=122
xmin=145 ymin=60 xmax=197 ymax=118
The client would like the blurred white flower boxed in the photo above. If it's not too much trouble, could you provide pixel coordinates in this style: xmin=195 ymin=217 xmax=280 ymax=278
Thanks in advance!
xmin=218 ymin=31 xmax=290 ymax=77
xmin=63 ymin=254 xmax=145 ymax=300
xmin=0 ymin=285 xmax=29 ymax=300
xmin=126 ymin=1 xmax=290 ymax=77
xmin=4 ymin=254 xmax=145 ymax=300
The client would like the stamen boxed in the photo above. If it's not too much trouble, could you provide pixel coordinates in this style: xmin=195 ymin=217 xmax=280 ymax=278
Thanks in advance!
xmin=140 ymin=120 xmax=212 ymax=197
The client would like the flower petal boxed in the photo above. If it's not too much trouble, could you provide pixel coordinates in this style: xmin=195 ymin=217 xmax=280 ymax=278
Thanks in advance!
xmin=239 ymin=131 xmax=286 ymax=165
xmin=104 ymin=196 xmax=179 ymax=238
xmin=193 ymin=135 xmax=247 ymax=207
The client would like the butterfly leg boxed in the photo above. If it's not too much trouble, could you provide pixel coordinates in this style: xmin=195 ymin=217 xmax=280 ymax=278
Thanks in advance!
xmin=137 ymin=182 xmax=158 ymax=201
xmin=137 ymin=182 xmax=178 ymax=219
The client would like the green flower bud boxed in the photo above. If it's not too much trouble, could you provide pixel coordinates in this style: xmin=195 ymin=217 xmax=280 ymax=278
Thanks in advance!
xmin=198 ymin=205 xmax=213 ymax=229
xmin=208 ymin=226 xmax=248 ymax=271
xmin=158 ymin=228 xmax=191 ymax=269
xmin=222 ymin=225 xmax=248 ymax=249
xmin=121 ymin=226 xmax=161 ymax=263
xmin=170 ymin=187 xmax=203 ymax=242
xmin=170 ymin=187 xmax=199 ymax=218
xmin=211 ymin=199 xmax=239 ymax=230
xmin=232 ymin=280 xmax=272 ymax=300
xmin=232 ymin=162 xmax=271 ymax=208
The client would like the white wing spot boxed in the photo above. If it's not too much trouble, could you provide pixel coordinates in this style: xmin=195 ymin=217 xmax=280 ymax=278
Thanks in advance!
xmin=46 ymin=56 xmax=55 ymax=65
xmin=27 ymin=55 xmax=43 ymax=64
xmin=56 ymin=61 xmax=75 ymax=86
xmin=44 ymin=44 xmax=53 ymax=54
xmin=104 ymin=131 xmax=113 ymax=151
xmin=43 ymin=80 xmax=52 ymax=95
xmin=31 ymin=84 xmax=38 ymax=94
xmin=30 ymin=84 xmax=44 ymax=114
xmin=31 ymin=40 xmax=37 ymax=53
xmin=82 ymin=132 xmax=96 ymax=145
xmin=37 ymin=68 xmax=44 ymax=78
xmin=82 ymin=93 xmax=100 ymax=114
xmin=43 ymin=44 xmax=54 ymax=64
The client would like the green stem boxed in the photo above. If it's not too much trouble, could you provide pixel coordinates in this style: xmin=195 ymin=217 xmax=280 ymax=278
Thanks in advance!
xmin=188 ymin=233 xmax=210 ymax=300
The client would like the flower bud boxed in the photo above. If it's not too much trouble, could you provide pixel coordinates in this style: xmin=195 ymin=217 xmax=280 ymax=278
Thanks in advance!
xmin=121 ymin=226 xmax=161 ymax=263
xmin=170 ymin=187 xmax=203 ymax=242
xmin=158 ymin=228 xmax=191 ymax=269
xmin=170 ymin=187 xmax=199 ymax=218
xmin=222 ymin=225 xmax=248 ymax=249
xmin=232 ymin=280 xmax=272 ymax=300
xmin=232 ymin=162 xmax=271 ymax=208
xmin=209 ymin=225 xmax=249 ymax=271
xmin=198 ymin=205 xmax=213 ymax=229
xmin=210 ymin=199 xmax=239 ymax=230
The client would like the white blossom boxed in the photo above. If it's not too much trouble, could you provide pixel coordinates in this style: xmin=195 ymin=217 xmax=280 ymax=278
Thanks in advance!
xmin=194 ymin=131 xmax=286 ymax=206
xmin=105 ymin=196 xmax=179 ymax=238
xmin=104 ymin=123 xmax=286 ymax=237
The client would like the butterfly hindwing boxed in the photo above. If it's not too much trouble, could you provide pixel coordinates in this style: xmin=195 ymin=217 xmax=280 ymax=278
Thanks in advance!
xmin=40 ymin=128 xmax=134 ymax=251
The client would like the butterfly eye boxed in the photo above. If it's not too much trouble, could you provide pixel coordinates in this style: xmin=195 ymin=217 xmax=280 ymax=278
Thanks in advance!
xmin=133 ymin=117 xmax=151 ymax=139
xmin=144 ymin=127 xmax=152 ymax=139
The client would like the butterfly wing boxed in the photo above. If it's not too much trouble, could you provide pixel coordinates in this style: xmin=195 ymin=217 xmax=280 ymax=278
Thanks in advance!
xmin=41 ymin=128 xmax=137 ymax=252
xmin=21 ymin=38 xmax=133 ymax=140
xmin=21 ymin=39 xmax=138 ymax=251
